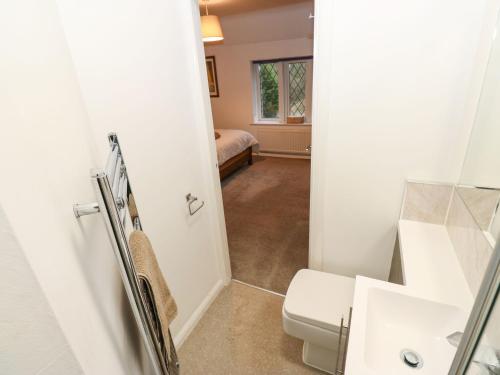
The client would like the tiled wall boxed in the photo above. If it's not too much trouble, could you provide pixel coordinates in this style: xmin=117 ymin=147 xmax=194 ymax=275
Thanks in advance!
xmin=456 ymin=186 xmax=500 ymax=231
xmin=401 ymin=181 xmax=498 ymax=365
xmin=400 ymin=181 xmax=453 ymax=224
xmin=390 ymin=181 xmax=454 ymax=285
xmin=446 ymin=190 xmax=494 ymax=297
xmin=399 ymin=181 xmax=494 ymax=297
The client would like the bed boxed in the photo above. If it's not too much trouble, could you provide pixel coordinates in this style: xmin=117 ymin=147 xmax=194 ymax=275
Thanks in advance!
xmin=215 ymin=129 xmax=258 ymax=180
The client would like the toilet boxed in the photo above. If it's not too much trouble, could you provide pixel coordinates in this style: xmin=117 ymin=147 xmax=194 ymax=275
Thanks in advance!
xmin=282 ymin=269 xmax=355 ymax=374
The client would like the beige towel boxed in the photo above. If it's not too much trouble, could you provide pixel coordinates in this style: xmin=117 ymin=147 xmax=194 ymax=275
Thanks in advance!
xmin=129 ymin=230 xmax=178 ymax=356
xmin=128 ymin=193 xmax=138 ymax=220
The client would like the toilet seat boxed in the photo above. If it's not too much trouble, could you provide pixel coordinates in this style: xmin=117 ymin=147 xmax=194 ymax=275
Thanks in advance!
xmin=283 ymin=269 xmax=355 ymax=332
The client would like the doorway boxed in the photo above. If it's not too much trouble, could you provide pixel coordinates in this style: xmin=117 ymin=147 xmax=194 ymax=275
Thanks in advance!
xmin=198 ymin=0 xmax=314 ymax=295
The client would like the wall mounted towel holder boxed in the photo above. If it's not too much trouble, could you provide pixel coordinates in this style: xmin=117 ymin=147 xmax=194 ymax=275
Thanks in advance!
xmin=186 ymin=193 xmax=204 ymax=216
xmin=73 ymin=133 xmax=179 ymax=375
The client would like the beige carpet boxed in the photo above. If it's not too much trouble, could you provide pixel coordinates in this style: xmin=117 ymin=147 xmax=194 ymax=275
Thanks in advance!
xmin=221 ymin=156 xmax=311 ymax=295
xmin=178 ymin=282 xmax=323 ymax=374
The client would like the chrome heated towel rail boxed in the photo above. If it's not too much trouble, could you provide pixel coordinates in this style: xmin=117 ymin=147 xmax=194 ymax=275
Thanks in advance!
xmin=74 ymin=133 xmax=179 ymax=375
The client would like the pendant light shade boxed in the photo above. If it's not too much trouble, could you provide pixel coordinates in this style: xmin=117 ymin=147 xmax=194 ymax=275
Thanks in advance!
xmin=201 ymin=1 xmax=224 ymax=42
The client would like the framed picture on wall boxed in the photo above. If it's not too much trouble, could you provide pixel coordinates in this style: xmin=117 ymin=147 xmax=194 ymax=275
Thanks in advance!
xmin=205 ymin=56 xmax=219 ymax=97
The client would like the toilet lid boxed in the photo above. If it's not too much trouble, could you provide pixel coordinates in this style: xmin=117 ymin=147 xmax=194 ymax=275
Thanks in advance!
xmin=284 ymin=269 xmax=355 ymax=333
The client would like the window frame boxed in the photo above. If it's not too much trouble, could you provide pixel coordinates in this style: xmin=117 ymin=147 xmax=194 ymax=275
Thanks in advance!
xmin=252 ymin=56 xmax=313 ymax=124
xmin=253 ymin=62 xmax=285 ymax=123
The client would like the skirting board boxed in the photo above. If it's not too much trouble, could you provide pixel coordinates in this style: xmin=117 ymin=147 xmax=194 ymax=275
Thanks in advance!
xmin=255 ymin=152 xmax=311 ymax=160
xmin=173 ymin=279 xmax=224 ymax=349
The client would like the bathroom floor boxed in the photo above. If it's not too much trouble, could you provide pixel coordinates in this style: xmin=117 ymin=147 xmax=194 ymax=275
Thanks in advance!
xmin=221 ymin=156 xmax=310 ymax=295
xmin=178 ymin=281 xmax=323 ymax=374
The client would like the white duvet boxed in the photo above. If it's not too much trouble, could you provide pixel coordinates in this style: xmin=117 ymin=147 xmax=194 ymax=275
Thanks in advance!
xmin=215 ymin=129 xmax=258 ymax=165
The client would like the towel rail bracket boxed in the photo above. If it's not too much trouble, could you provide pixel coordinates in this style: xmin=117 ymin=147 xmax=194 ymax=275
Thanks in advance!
xmin=73 ymin=202 xmax=100 ymax=218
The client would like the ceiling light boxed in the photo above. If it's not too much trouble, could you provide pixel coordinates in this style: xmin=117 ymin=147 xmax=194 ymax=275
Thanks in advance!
xmin=201 ymin=0 xmax=224 ymax=43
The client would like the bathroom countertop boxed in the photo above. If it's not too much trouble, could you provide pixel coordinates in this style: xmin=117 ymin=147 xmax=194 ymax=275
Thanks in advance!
xmin=397 ymin=219 xmax=474 ymax=310
xmin=345 ymin=220 xmax=474 ymax=374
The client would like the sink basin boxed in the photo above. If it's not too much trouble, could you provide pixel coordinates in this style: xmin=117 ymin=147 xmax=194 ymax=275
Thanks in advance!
xmin=364 ymin=288 xmax=468 ymax=374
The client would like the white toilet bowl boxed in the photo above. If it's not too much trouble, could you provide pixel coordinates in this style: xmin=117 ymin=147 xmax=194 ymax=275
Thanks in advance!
xmin=282 ymin=269 xmax=355 ymax=374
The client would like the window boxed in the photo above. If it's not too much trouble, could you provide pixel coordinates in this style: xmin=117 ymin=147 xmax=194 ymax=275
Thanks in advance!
xmin=253 ymin=57 xmax=313 ymax=123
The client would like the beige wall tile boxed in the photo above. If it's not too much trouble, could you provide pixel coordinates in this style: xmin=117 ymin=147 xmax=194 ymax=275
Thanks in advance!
xmin=402 ymin=182 xmax=453 ymax=224
xmin=456 ymin=186 xmax=500 ymax=231
xmin=446 ymin=191 xmax=494 ymax=297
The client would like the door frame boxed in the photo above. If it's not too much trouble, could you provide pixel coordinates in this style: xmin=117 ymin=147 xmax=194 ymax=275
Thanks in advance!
xmin=308 ymin=0 xmax=334 ymax=271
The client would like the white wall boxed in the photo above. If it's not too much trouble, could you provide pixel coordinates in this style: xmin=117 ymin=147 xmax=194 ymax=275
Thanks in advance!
xmin=205 ymin=2 xmax=314 ymax=151
xmin=311 ymin=0 xmax=494 ymax=280
xmin=0 ymin=0 xmax=225 ymax=373
xmin=206 ymin=38 xmax=313 ymax=131
xmin=0 ymin=206 xmax=83 ymax=375
xmin=56 ymin=0 xmax=227 ymax=344
xmin=0 ymin=1 xmax=145 ymax=373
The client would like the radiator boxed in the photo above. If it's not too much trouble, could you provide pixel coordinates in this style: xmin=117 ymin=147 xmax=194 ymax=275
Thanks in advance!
xmin=255 ymin=127 xmax=311 ymax=154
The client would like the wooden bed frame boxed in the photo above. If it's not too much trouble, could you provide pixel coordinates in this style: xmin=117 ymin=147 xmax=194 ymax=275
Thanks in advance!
xmin=219 ymin=147 xmax=253 ymax=180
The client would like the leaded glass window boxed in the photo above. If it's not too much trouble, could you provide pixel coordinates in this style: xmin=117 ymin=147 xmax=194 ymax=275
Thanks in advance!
xmin=258 ymin=63 xmax=279 ymax=119
xmin=288 ymin=62 xmax=307 ymax=117
xmin=253 ymin=57 xmax=312 ymax=123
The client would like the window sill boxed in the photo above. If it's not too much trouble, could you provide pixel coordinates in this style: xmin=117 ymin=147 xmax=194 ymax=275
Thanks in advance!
xmin=251 ymin=122 xmax=312 ymax=127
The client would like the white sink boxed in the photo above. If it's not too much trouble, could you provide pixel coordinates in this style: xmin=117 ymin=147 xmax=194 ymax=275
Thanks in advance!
xmin=345 ymin=223 xmax=474 ymax=374
xmin=345 ymin=276 xmax=470 ymax=375
xmin=363 ymin=287 xmax=468 ymax=374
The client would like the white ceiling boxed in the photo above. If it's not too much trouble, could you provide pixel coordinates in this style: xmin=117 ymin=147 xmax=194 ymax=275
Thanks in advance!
xmin=199 ymin=0 xmax=311 ymax=17
xmin=211 ymin=2 xmax=314 ymax=45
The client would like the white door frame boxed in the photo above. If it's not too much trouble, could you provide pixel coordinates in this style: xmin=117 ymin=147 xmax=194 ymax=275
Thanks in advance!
xmin=308 ymin=0 xmax=335 ymax=271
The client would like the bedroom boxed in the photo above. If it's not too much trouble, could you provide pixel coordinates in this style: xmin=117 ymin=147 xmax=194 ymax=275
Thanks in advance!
xmin=201 ymin=0 xmax=314 ymax=295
